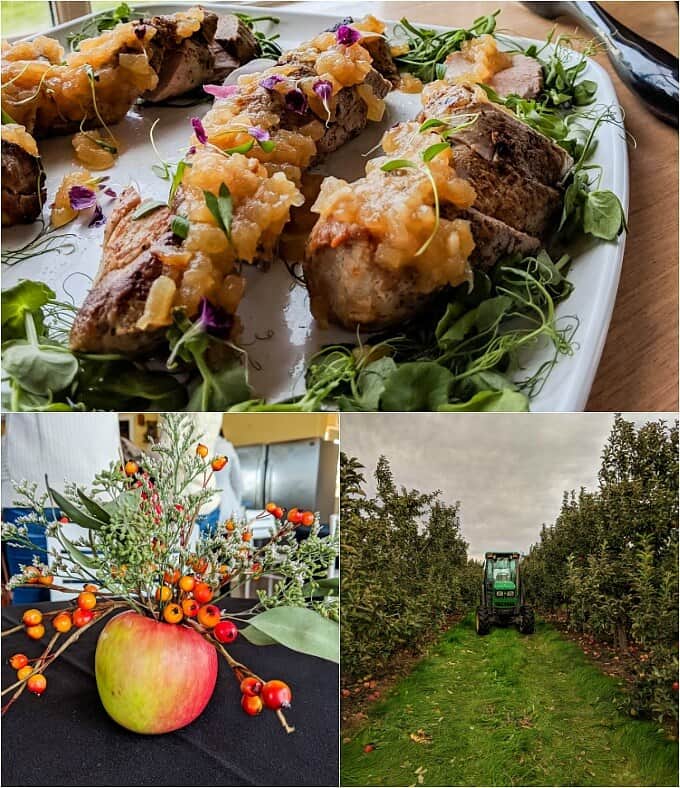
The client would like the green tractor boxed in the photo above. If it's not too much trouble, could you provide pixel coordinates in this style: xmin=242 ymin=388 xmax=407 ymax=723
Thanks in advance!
xmin=475 ymin=551 xmax=534 ymax=635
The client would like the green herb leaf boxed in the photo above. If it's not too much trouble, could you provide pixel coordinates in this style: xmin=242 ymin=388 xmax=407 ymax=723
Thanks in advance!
xmin=131 ymin=199 xmax=167 ymax=220
xmin=169 ymin=159 xmax=190 ymax=202
xmin=380 ymin=362 xmax=454 ymax=411
xmin=582 ymin=190 xmax=626 ymax=240
xmin=380 ymin=158 xmax=417 ymax=172
xmin=203 ymin=182 xmax=233 ymax=241
xmin=422 ymin=141 xmax=450 ymax=162
xmin=1 ymin=280 xmax=54 ymax=341
xmin=223 ymin=140 xmax=255 ymax=155
xmin=171 ymin=214 xmax=190 ymax=239
xmin=3 ymin=340 xmax=78 ymax=396
xmin=437 ymin=388 xmax=529 ymax=411
xmin=1 ymin=108 xmax=16 ymax=124
xmin=258 ymin=139 xmax=276 ymax=153
xmin=418 ymin=118 xmax=447 ymax=133
xmin=246 ymin=606 xmax=340 ymax=662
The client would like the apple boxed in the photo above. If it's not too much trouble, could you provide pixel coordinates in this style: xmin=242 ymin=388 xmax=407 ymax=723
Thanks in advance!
xmin=95 ymin=611 xmax=217 ymax=734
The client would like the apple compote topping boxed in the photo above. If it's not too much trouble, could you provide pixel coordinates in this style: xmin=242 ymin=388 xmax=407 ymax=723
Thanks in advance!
xmin=312 ymin=122 xmax=477 ymax=293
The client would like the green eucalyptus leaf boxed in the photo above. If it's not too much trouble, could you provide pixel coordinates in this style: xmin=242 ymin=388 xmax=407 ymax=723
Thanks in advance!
xmin=246 ymin=606 xmax=339 ymax=662
xmin=48 ymin=485 xmax=107 ymax=531
xmin=76 ymin=489 xmax=111 ymax=524
xmin=240 ymin=625 xmax=277 ymax=646
xmin=60 ymin=532 xmax=98 ymax=570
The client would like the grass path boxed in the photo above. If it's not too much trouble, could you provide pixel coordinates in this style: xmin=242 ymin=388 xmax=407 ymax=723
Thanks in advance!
xmin=341 ymin=617 xmax=678 ymax=787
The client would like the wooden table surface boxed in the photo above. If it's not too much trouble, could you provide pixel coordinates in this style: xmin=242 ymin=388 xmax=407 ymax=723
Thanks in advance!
xmin=265 ymin=0 xmax=678 ymax=412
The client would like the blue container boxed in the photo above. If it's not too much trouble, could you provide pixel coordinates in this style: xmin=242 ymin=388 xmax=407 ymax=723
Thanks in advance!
xmin=2 ymin=507 xmax=58 ymax=605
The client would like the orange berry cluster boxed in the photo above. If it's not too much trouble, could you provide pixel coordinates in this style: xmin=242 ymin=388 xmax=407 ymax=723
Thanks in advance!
xmin=195 ymin=443 xmax=228 ymax=472
xmin=22 ymin=566 xmax=54 ymax=586
xmin=240 ymin=677 xmax=293 ymax=717
xmin=12 ymin=585 xmax=101 ymax=697
xmin=156 ymin=575 xmax=237 ymax=643
xmin=266 ymin=503 xmax=315 ymax=527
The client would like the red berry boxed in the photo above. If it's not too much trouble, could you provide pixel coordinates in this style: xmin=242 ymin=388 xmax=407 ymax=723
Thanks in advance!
xmin=261 ymin=679 xmax=292 ymax=710
xmin=241 ymin=694 xmax=263 ymax=716
xmin=9 ymin=654 xmax=28 ymax=670
xmin=27 ymin=674 xmax=46 ymax=695
xmin=193 ymin=582 xmax=213 ymax=604
xmin=341 ymin=688 xmax=351 ymax=698
xmin=214 ymin=620 xmax=238 ymax=643
xmin=301 ymin=511 xmax=314 ymax=527
xmin=73 ymin=608 xmax=94 ymax=628
xmin=265 ymin=502 xmax=277 ymax=514
xmin=673 ymin=681 xmax=679 ymax=691
xmin=363 ymin=744 xmax=375 ymax=753
xmin=273 ymin=506 xmax=283 ymax=520
xmin=240 ymin=677 xmax=262 ymax=696
xmin=58 ymin=516 xmax=69 ymax=524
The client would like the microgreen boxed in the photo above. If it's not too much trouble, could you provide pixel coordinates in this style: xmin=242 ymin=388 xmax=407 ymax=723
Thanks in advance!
xmin=170 ymin=215 xmax=190 ymax=240
xmin=67 ymin=2 xmax=138 ymax=51
xmin=235 ymin=12 xmax=283 ymax=58
xmin=203 ymin=183 xmax=233 ymax=242
xmin=392 ymin=11 xmax=499 ymax=82
xmin=131 ymin=199 xmax=166 ymax=220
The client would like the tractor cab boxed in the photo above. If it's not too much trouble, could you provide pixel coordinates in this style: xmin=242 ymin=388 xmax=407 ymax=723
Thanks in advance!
xmin=476 ymin=551 xmax=534 ymax=636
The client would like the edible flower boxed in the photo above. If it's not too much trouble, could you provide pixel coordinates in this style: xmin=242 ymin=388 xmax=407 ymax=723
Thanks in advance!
xmin=197 ymin=297 xmax=233 ymax=339
xmin=336 ymin=24 xmax=361 ymax=46
xmin=191 ymin=117 xmax=208 ymax=145
xmin=284 ymin=88 xmax=308 ymax=115
xmin=203 ymin=84 xmax=240 ymax=99
xmin=248 ymin=126 xmax=270 ymax=143
xmin=312 ymin=79 xmax=333 ymax=122
xmin=88 ymin=203 xmax=105 ymax=228
xmin=259 ymin=74 xmax=284 ymax=90
xmin=68 ymin=185 xmax=97 ymax=211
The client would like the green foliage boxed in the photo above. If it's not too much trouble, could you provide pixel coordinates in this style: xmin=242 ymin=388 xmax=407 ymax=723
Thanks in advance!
xmin=523 ymin=415 xmax=679 ymax=723
xmin=341 ymin=453 xmax=480 ymax=679
xmin=342 ymin=618 xmax=678 ymax=787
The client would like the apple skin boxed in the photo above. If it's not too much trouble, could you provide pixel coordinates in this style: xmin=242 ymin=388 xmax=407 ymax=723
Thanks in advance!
xmin=95 ymin=611 xmax=218 ymax=734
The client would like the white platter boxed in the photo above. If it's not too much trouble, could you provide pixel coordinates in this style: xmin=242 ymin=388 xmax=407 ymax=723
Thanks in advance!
xmin=1 ymin=2 xmax=629 ymax=411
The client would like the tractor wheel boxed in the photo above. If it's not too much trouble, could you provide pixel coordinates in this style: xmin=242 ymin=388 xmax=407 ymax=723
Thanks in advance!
xmin=475 ymin=607 xmax=491 ymax=636
xmin=519 ymin=606 xmax=535 ymax=634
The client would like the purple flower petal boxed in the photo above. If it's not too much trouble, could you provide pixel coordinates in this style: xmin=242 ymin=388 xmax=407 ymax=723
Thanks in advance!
xmin=203 ymin=83 xmax=240 ymax=99
xmin=88 ymin=203 xmax=105 ymax=227
xmin=191 ymin=117 xmax=208 ymax=145
xmin=187 ymin=145 xmax=196 ymax=155
xmin=68 ymin=185 xmax=97 ymax=211
xmin=103 ymin=187 xmax=117 ymax=198
xmin=259 ymin=74 xmax=284 ymax=91
xmin=313 ymin=79 xmax=333 ymax=101
xmin=336 ymin=24 xmax=361 ymax=46
xmin=197 ymin=297 xmax=233 ymax=339
xmin=248 ymin=126 xmax=270 ymax=143
xmin=284 ymin=88 xmax=308 ymax=115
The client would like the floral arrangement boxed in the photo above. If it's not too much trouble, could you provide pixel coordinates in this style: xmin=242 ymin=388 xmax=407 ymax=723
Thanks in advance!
xmin=1 ymin=414 xmax=339 ymax=734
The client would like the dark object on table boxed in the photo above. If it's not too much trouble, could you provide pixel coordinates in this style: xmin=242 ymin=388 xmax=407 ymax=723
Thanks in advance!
xmin=1 ymin=600 xmax=339 ymax=787
xmin=522 ymin=0 xmax=679 ymax=126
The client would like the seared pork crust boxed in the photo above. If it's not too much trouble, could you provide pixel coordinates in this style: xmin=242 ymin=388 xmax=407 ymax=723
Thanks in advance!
xmin=1 ymin=140 xmax=46 ymax=226
xmin=70 ymin=187 xmax=175 ymax=353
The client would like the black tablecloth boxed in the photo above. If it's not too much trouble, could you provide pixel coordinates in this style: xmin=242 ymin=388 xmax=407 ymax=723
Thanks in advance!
xmin=1 ymin=600 xmax=338 ymax=787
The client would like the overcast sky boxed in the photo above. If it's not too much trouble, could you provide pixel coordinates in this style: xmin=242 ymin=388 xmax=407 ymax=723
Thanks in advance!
xmin=341 ymin=413 xmax=676 ymax=559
